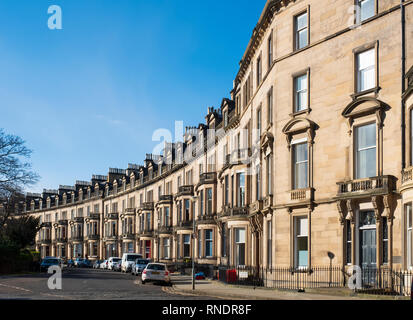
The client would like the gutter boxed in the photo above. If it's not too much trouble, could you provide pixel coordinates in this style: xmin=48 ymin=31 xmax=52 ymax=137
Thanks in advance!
xmin=401 ymin=0 xmax=406 ymax=170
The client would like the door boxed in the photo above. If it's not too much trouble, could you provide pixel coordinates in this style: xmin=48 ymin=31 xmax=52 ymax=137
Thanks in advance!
xmin=359 ymin=211 xmax=377 ymax=286
xmin=360 ymin=229 xmax=376 ymax=268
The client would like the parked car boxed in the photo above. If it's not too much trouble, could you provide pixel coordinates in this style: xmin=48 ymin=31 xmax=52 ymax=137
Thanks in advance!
xmin=100 ymin=260 xmax=108 ymax=269
xmin=40 ymin=257 xmax=62 ymax=272
xmin=93 ymin=260 xmax=103 ymax=269
xmin=195 ymin=272 xmax=206 ymax=280
xmin=67 ymin=259 xmax=75 ymax=268
xmin=74 ymin=258 xmax=85 ymax=267
xmin=131 ymin=259 xmax=150 ymax=276
xmin=79 ymin=259 xmax=92 ymax=268
xmin=141 ymin=263 xmax=171 ymax=285
xmin=112 ymin=260 xmax=122 ymax=272
xmin=108 ymin=257 xmax=122 ymax=270
xmin=121 ymin=253 xmax=142 ymax=273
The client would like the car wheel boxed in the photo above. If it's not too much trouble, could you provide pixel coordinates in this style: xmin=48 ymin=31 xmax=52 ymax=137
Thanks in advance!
xmin=141 ymin=280 xmax=145 ymax=285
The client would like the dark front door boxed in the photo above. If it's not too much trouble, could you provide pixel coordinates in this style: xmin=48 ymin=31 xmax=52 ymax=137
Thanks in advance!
xmin=360 ymin=228 xmax=376 ymax=268
xmin=359 ymin=211 xmax=377 ymax=286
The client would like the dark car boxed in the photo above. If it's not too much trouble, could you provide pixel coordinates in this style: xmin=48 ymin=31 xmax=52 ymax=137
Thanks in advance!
xmin=40 ymin=257 xmax=61 ymax=272
xmin=131 ymin=259 xmax=151 ymax=276
xmin=67 ymin=259 xmax=75 ymax=268
xmin=80 ymin=259 xmax=92 ymax=268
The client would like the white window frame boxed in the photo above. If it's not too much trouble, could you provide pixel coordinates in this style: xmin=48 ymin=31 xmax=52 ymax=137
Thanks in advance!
xmin=354 ymin=122 xmax=376 ymax=179
xmin=292 ymin=141 xmax=309 ymax=190
xmin=295 ymin=11 xmax=308 ymax=50
xmin=356 ymin=48 xmax=376 ymax=93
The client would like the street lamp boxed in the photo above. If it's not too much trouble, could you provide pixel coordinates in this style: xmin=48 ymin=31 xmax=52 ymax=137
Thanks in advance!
xmin=157 ymin=214 xmax=161 ymax=262
xmin=191 ymin=195 xmax=198 ymax=291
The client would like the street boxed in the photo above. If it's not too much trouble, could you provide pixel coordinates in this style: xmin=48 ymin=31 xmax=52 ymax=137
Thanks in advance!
xmin=0 ymin=268 xmax=220 ymax=300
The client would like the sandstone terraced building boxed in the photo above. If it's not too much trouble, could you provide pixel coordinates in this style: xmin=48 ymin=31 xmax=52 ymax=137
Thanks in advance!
xmin=12 ymin=0 xmax=413 ymax=273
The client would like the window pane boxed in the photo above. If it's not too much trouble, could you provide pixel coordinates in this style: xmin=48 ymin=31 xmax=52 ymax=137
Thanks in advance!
xmin=296 ymin=12 xmax=307 ymax=30
xmin=295 ymin=75 xmax=308 ymax=111
xmin=358 ymin=49 xmax=375 ymax=70
xmin=235 ymin=228 xmax=245 ymax=243
xmin=298 ymin=218 xmax=308 ymax=236
xmin=298 ymin=29 xmax=308 ymax=48
xmin=356 ymin=124 xmax=376 ymax=179
xmin=297 ymin=237 xmax=308 ymax=267
xmin=294 ymin=143 xmax=308 ymax=189
xmin=360 ymin=0 xmax=375 ymax=21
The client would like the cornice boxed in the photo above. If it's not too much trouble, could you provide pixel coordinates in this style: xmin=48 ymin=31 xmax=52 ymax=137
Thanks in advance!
xmin=235 ymin=0 xmax=294 ymax=86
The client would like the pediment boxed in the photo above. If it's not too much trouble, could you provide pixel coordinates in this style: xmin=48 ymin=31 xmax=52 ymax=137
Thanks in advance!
xmin=282 ymin=117 xmax=316 ymax=135
xmin=342 ymin=97 xmax=390 ymax=119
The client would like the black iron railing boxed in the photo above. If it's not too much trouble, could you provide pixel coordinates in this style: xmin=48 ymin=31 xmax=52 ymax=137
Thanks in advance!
xmin=217 ymin=265 xmax=412 ymax=296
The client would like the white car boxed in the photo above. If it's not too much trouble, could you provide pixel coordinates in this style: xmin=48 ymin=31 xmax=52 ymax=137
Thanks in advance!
xmin=100 ymin=260 xmax=108 ymax=269
xmin=107 ymin=257 xmax=121 ymax=270
xmin=141 ymin=263 xmax=171 ymax=285
xmin=121 ymin=253 xmax=142 ymax=273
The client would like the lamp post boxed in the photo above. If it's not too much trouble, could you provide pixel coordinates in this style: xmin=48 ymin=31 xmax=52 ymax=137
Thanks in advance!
xmin=191 ymin=195 xmax=198 ymax=291
xmin=157 ymin=215 xmax=161 ymax=263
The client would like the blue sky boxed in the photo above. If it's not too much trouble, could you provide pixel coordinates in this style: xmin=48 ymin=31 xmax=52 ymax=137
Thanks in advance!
xmin=0 ymin=0 xmax=266 ymax=193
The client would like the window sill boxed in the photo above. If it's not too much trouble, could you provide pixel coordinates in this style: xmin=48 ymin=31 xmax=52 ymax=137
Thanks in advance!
xmin=351 ymin=86 xmax=381 ymax=100
xmin=290 ymin=108 xmax=311 ymax=118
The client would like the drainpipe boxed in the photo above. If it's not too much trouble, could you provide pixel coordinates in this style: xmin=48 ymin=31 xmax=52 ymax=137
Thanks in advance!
xmin=401 ymin=0 xmax=406 ymax=170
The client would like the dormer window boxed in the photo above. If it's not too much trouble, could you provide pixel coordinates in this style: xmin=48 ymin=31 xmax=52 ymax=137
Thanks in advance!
xmin=224 ymin=110 xmax=228 ymax=127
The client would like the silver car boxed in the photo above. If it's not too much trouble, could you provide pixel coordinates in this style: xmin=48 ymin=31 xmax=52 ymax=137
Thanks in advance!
xmin=131 ymin=259 xmax=150 ymax=276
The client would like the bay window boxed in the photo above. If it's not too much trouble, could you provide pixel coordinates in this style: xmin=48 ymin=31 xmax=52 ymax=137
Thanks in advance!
xmin=235 ymin=228 xmax=246 ymax=266
xmin=207 ymin=188 xmax=213 ymax=215
xmin=183 ymin=234 xmax=191 ymax=258
xmin=200 ymin=191 xmax=204 ymax=217
xmin=237 ymin=173 xmax=246 ymax=207
xmin=205 ymin=229 xmax=213 ymax=258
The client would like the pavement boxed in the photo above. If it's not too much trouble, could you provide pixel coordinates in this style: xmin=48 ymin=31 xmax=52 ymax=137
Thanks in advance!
xmin=169 ymin=275 xmax=411 ymax=300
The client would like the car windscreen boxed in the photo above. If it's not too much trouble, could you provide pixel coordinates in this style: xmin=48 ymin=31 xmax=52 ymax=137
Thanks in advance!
xmin=43 ymin=259 xmax=59 ymax=264
xmin=127 ymin=255 xmax=141 ymax=261
xmin=137 ymin=259 xmax=149 ymax=265
xmin=113 ymin=259 xmax=121 ymax=262
xmin=147 ymin=264 xmax=165 ymax=271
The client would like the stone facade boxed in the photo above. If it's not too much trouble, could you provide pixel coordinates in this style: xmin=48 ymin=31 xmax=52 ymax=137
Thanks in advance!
xmin=12 ymin=0 xmax=413 ymax=271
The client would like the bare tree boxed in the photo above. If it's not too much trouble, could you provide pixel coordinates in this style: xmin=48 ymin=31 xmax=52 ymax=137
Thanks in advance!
xmin=0 ymin=129 xmax=39 ymax=228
